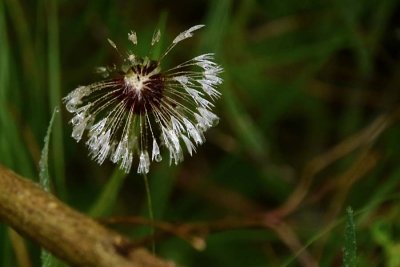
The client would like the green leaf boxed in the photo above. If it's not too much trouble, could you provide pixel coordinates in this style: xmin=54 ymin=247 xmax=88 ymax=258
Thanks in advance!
xmin=39 ymin=107 xmax=64 ymax=267
xmin=343 ymin=207 xmax=357 ymax=267
xmin=39 ymin=107 xmax=58 ymax=191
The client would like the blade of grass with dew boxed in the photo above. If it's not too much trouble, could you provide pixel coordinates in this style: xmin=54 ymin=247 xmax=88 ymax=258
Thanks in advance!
xmin=39 ymin=107 xmax=58 ymax=192
xmin=41 ymin=251 xmax=62 ymax=267
xmin=343 ymin=206 xmax=357 ymax=267
xmin=47 ymin=0 xmax=66 ymax=199
xmin=89 ymin=167 xmax=127 ymax=217
xmin=39 ymin=107 xmax=65 ymax=267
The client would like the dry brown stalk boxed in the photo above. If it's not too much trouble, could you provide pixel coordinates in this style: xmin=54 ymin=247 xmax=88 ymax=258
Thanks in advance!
xmin=0 ymin=165 xmax=174 ymax=267
xmin=273 ymin=113 xmax=390 ymax=217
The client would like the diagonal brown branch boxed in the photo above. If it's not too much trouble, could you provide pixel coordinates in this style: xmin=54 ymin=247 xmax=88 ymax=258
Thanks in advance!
xmin=0 ymin=165 xmax=174 ymax=267
xmin=272 ymin=113 xmax=391 ymax=217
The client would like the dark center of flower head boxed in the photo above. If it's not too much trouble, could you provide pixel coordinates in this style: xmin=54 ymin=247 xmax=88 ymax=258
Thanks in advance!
xmin=116 ymin=60 xmax=164 ymax=115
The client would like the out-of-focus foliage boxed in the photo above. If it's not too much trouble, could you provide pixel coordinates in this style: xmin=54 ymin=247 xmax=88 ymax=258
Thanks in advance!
xmin=1 ymin=0 xmax=400 ymax=266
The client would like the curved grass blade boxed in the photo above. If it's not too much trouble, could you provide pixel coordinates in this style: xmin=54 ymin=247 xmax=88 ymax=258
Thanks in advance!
xmin=39 ymin=107 xmax=64 ymax=267
xmin=343 ymin=207 xmax=357 ymax=267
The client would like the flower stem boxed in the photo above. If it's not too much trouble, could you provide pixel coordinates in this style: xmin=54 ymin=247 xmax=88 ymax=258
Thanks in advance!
xmin=143 ymin=173 xmax=155 ymax=254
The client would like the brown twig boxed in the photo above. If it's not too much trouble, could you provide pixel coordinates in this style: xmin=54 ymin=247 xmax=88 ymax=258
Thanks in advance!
xmin=101 ymin=215 xmax=273 ymax=238
xmin=272 ymin=112 xmax=390 ymax=218
xmin=0 ymin=165 xmax=174 ymax=267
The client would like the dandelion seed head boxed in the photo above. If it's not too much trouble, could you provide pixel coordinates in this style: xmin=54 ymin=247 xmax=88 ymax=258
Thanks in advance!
xmin=63 ymin=25 xmax=223 ymax=174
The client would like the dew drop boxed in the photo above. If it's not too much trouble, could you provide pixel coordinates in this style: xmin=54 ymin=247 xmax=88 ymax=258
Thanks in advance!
xmin=66 ymin=102 xmax=76 ymax=113
xmin=154 ymin=154 xmax=162 ymax=162
xmin=71 ymin=115 xmax=83 ymax=126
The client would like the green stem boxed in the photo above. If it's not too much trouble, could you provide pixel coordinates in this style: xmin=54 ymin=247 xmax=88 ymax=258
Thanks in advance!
xmin=143 ymin=173 xmax=155 ymax=254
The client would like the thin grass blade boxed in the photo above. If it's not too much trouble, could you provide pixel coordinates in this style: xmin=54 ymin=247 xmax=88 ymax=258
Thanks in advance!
xmin=343 ymin=207 xmax=357 ymax=267
xmin=39 ymin=107 xmax=64 ymax=267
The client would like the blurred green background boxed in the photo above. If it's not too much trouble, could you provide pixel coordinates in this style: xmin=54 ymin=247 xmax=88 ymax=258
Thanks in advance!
xmin=1 ymin=0 xmax=400 ymax=266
